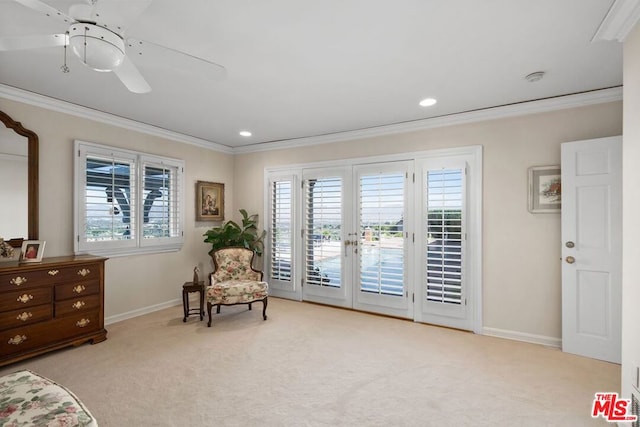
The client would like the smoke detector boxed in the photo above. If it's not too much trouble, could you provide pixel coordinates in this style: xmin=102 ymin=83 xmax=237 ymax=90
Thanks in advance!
xmin=525 ymin=71 xmax=546 ymax=83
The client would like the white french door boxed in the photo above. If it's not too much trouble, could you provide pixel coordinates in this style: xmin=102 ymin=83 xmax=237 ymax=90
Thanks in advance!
xmin=301 ymin=167 xmax=353 ymax=307
xmin=415 ymin=158 xmax=471 ymax=330
xmin=265 ymin=146 xmax=482 ymax=331
xmin=352 ymin=162 xmax=412 ymax=318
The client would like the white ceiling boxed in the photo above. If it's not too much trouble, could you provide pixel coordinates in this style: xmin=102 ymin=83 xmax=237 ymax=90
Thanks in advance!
xmin=0 ymin=0 xmax=624 ymax=150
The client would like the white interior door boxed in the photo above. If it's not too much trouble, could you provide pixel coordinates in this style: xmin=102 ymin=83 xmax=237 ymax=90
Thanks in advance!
xmin=561 ymin=136 xmax=622 ymax=363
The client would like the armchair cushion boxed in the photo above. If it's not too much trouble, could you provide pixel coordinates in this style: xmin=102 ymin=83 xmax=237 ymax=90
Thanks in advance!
xmin=206 ymin=279 xmax=268 ymax=305
xmin=0 ymin=370 xmax=97 ymax=427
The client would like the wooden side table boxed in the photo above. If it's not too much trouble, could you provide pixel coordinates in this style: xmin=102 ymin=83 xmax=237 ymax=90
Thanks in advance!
xmin=182 ymin=281 xmax=205 ymax=322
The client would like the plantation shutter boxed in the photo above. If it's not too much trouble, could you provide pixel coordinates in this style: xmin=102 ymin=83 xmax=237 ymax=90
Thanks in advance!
xmin=75 ymin=141 xmax=184 ymax=256
xmin=141 ymin=157 xmax=183 ymax=243
xmin=304 ymin=177 xmax=342 ymax=288
xmin=425 ymin=168 xmax=464 ymax=305
xmin=80 ymin=148 xmax=137 ymax=251
xmin=270 ymin=179 xmax=293 ymax=281
xmin=359 ymin=172 xmax=405 ymax=296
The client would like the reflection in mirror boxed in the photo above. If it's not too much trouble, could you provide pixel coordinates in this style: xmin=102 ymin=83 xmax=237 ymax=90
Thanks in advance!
xmin=0 ymin=126 xmax=28 ymax=239
xmin=0 ymin=110 xmax=38 ymax=247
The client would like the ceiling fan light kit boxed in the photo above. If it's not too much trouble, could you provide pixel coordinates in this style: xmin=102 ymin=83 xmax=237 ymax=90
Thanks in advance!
xmin=4 ymin=0 xmax=226 ymax=93
xmin=68 ymin=23 xmax=124 ymax=72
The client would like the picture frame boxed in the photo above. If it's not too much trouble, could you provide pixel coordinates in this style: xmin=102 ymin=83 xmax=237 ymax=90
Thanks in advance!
xmin=196 ymin=181 xmax=224 ymax=221
xmin=528 ymin=166 xmax=561 ymax=213
xmin=20 ymin=240 xmax=45 ymax=263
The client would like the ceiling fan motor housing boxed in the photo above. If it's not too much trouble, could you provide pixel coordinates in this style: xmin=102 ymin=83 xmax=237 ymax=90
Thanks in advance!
xmin=68 ymin=23 xmax=125 ymax=72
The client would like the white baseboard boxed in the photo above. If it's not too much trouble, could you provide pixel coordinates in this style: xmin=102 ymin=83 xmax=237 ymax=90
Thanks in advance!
xmin=105 ymin=299 xmax=181 ymax=325
xmin=482 ymin=327 xmax=561 ymax=348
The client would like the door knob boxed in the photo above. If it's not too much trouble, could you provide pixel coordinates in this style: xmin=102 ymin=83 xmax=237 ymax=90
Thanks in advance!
xmin=565 ymin=256 xmax=576 ymax=264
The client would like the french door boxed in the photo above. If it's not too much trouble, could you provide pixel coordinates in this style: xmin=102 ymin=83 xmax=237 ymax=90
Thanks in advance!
xmin=265 ymin=147 xmax=481 ymax=331
xmin=352 ymin=162 xmax=412 ymax=318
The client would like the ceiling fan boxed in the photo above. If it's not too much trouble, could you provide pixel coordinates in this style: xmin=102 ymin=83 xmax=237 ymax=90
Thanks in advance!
xmin=0 ymin=0 xmax=226 ymax=93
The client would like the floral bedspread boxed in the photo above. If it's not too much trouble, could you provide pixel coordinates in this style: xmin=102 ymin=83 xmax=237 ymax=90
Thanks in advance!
xmin=0 ymin=370 xmax=97 ymax=427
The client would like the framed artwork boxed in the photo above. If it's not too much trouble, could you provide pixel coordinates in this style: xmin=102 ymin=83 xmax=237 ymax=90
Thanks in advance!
xmin=528 ymin=166 xmax=561 ymax=213
xmin=196 ymin=181 xmax=224 ymax=221
xmin=20 ymin=240 xmax=45 ymax=263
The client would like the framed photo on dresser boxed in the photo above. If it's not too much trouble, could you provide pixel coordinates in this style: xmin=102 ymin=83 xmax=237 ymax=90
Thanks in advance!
xmin=20 ymin=240 xmax=45 ymax=263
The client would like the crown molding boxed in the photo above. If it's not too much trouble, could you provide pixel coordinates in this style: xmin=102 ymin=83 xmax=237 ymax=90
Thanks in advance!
xmin=0 ymin=84 xmax=234 ymax=154
xmin=1 ymin=84 xmax=623 ymax=156
xmin=593 ymin=0 xmax=640 ymax=42
xmin=234 ymin=87 xmax=623 ymax=154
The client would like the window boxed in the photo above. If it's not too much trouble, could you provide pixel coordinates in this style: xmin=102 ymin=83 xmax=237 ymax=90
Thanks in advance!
xmin=74 ymin=141 xmax=184 ymax=256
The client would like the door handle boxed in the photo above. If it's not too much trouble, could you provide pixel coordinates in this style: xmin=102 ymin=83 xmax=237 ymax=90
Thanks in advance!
xmin=565 ymin=256 xmax=576 ymax=264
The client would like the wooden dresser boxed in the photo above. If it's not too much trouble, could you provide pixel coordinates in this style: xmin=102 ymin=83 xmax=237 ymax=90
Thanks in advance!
xmin=0 ymin=255 xmax=107 ymax=367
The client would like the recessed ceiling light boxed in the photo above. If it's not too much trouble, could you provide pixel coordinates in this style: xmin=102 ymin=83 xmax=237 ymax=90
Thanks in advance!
xmin=239 ymin=131 xmax=252 ymax=137
xmin=525 ymin=71 xmax=545 ymax=83
xmin=419 ymin=97 xmax=437 ymax=107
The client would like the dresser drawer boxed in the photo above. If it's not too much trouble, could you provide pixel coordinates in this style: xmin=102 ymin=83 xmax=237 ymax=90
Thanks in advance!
xmin=0 ymin=262 xmax=101 ymax=291
xmin=0 ymin=304 xmax=52 ymax=331
xmin=43 ymin=263 xmax=101 ymax=283
xmin=55 ymin=294 xmax=100 ymax=316
xmin=0 ymin=269 xmax=60 ymax=291
xmin=55 ymin=280 xmax=99 ymax=300
xmin=0 ymin=310 xmax=100 ymax=356
xmin=0 ymin=287 xmax=52 ymax=312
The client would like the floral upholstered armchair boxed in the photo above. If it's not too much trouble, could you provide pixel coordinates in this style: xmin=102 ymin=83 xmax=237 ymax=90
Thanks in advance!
xmin=206 ymin=247 xmax=268 ymax=327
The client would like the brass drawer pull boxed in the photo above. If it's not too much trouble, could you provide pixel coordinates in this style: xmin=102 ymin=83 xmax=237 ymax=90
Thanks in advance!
xmin=17 ymin=294 xmax=34 ymax=304
xmin=10 ymin=277 xmax=27 ymax=286
xmin=8 ymin=335 xmax=27 ymax=345
xmin=73 ymin=285 xmax=86 ymax=294
xmin=72 ymin=301 xmax=86 ymax=310
xmin=77 ymin=268 xmax=91 ymax=277
xmin=76 ymin=318 xmax=90 ymax=328
xmin=48 ymin=270 xmax=59 ymax=276
xmin=16 ymin=312 xmax=33 ymax=322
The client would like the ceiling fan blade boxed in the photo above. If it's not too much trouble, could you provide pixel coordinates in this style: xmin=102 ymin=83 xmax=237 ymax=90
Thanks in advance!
xmin=13 ymin=0 xmax=74 ymax=24
xmin=91 ymin=0 xmax=153 ymax=33
xmin=113 ymin=56 xmax=151 ymax=94
xmin=0 ymin=34 xmax=67 ymax=51
xmin=126 ymin=38 xmax=227 ymax=81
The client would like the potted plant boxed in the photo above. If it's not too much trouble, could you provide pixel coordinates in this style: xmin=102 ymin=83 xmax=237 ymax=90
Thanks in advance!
xmin=203 ymin=209 xmax=267 ymax=257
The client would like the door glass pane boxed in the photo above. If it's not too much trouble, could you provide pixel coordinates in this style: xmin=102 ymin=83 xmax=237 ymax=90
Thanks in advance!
xmin=359 ymin=172 xmax=404 ymax=296
xmin=270 ymin=180 xmax=292 ymax=281
xmin=305 ymin=177 xmax=342 ymax=288
xmin=426 ymin=169 xmax=463 ymax=304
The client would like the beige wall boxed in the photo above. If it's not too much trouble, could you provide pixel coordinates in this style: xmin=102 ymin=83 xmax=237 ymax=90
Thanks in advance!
xmin=0 ymin=95 xmax=623 ymax=340
xmin=622 ymin=24 xmax=640 ymax=399
xmin=235 ymin=102 xmax=622 ymax=340
xmin=0 ymin=98 xmax=234 ymax=321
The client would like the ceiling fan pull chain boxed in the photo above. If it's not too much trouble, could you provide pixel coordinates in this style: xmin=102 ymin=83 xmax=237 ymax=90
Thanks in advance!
xmin=61 ymin=32 xmax=70 ymax=73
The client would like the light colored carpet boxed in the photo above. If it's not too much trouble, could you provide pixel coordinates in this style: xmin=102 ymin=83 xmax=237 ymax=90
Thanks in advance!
xmin=0 ymin=297 xmax=619 ymax=426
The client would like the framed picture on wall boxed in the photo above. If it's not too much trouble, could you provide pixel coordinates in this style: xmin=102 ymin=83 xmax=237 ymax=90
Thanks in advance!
xmin=20 ymin=240 xmax=45 ymax=263
xmin=528 ymin=166 xmax=561 ymax=213
xmin=196 ymin=181 xmax=224 ymax=221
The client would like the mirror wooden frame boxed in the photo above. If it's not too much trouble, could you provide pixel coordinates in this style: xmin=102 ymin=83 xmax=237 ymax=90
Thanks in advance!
xmin=0 ymin=110 xmax=38 ymax=247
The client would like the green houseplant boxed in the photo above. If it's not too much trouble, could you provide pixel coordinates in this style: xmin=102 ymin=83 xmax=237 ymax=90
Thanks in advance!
xmin=203 ymin=209 xmax=267 ymax=256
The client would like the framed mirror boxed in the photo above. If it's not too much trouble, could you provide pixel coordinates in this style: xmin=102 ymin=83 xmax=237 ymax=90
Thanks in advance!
xmin=0 ymin=110 xmax=38 ymax=247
